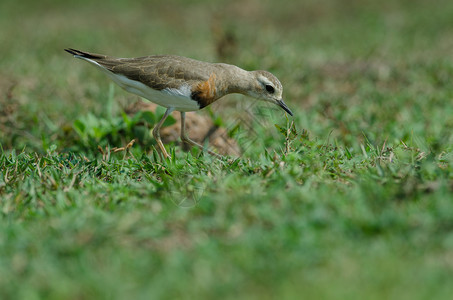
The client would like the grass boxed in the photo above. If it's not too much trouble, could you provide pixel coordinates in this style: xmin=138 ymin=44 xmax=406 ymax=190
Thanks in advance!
xmin=1 ymin=0 xmax=453 ymax=299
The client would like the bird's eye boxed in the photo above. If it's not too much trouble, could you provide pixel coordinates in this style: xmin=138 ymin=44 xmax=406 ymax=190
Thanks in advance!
xmin=265 ymin=85 xmax=275 ymax=94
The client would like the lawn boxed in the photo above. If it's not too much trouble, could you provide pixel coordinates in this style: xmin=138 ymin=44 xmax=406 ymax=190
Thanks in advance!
xmin=1 ymin=0 xmax=453 ymax=299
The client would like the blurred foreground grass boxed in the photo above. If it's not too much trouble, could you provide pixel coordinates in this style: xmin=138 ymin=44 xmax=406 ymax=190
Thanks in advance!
xmin=1 ymin=0 xmax=453 ymax=299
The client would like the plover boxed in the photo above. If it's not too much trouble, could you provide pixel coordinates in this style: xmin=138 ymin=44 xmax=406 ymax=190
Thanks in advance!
xmin=64 ymin=48 xmax=293 ymax=158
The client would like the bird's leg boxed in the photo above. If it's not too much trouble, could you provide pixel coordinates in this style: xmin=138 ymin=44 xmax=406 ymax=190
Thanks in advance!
xmin=180 ymin=112 xmax=222 ymax=158
xmin=152 ymin=107 xmax=174 ymax=159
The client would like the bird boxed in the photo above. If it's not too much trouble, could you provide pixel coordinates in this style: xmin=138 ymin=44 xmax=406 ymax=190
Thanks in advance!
xmin=64 ymin=48 xmax=293 ymax=158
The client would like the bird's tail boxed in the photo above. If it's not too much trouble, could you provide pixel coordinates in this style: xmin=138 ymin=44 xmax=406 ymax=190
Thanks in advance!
xmin=64 ymin=48 xmax=107 ymax=60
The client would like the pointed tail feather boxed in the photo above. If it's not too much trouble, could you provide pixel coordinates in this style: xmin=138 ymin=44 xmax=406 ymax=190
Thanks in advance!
xmin=64 ymin=48 xmax=107 ymax=60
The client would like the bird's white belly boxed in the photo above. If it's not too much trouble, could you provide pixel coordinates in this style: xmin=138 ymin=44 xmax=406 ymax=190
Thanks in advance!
xmin=110 ymin=74 xmax=200 ymax=112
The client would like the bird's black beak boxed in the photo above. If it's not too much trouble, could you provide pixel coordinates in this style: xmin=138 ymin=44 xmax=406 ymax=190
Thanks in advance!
xmin=276 ymin=99 xmax=293 ymax=116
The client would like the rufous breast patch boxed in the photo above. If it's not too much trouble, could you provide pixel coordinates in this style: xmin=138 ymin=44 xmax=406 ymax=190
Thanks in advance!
xmin=191 ymin=73 xmax=217 ymax=108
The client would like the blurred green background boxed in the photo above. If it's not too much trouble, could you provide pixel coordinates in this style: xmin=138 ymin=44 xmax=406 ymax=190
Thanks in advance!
xmin=1 ymin=0 xmax=453 ymax=299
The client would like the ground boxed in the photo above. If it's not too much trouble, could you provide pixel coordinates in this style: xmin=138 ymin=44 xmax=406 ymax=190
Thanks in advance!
xmin=0 ymin=0 xmax=453 ymax=299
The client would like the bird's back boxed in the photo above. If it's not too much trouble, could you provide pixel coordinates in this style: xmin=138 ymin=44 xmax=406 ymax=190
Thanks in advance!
xmin=65 ymin=49 xmax=218 ymax=91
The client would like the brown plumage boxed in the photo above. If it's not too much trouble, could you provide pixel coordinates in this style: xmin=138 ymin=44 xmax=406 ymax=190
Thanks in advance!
xmin=65 ymin=48 xmax=292 ymax=158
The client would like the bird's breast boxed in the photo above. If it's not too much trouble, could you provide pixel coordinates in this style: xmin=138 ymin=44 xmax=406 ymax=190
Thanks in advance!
xmin=191 ymin=73 xmax=219 ymax=108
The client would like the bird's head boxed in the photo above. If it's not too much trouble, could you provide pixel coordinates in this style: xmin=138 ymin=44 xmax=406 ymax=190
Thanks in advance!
xmin=249 ymin=70 xmax=293 ymax=116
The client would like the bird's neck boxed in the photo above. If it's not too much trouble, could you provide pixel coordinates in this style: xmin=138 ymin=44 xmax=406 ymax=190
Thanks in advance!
xmin=215 ymin=65 xmax=257 ymax=98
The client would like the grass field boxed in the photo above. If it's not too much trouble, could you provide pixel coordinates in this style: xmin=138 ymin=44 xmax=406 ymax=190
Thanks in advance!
xmin=1 ymin=0 xmax=453 ymax=299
